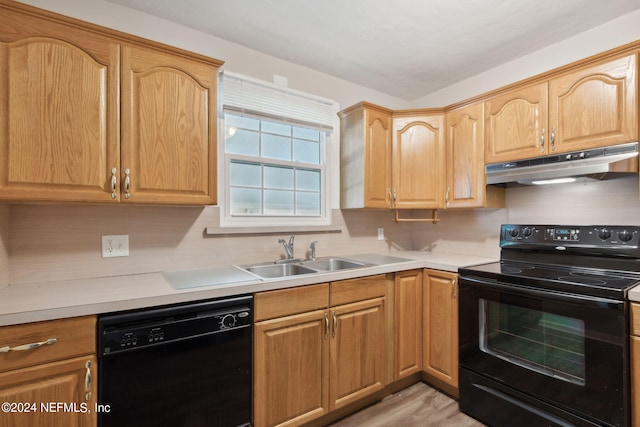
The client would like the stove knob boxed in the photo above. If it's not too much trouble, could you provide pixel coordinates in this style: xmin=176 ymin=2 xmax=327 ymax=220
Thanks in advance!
xmin=619 ymin=230 xmax=633 ymax=242
xmin=598 ymin=228 xmax=612 ymax=240
xmin=220 ymin=314 xmax=237 ymax=329
xmin=522 ymin=227 xmax=532 ymax=237
xmin=509 ymin=228 xmax=519 ymax=238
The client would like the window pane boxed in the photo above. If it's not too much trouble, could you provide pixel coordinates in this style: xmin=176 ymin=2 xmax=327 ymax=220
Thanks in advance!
xmin=293 ymin=139 xmax=320 ymax=164
xmin=230 ymin=162 xmax=261 ymax=187
xmin=293 ymin=126 xmax=320 ymax=141
xmin=262 ymin=134 xmax=291 ymax=160
xmin=226 ymin=129 xmax=259 ymax=156
xmin=264 ymin=190 xmax=293 ymax=215
xmin=225 ymin=114 xmax=260 ymax=131
xmin=262 ymin=121 xmax=291 ymax=137
xmin=296 ymin=192 xmax=320 ymax=215
xmin=230 ymin=188 xmax=262 ymax=215
xmin=264 ymin=166 xmax=294 ymax=190
xmin=296 ymin=169 xmax=321 ymax=191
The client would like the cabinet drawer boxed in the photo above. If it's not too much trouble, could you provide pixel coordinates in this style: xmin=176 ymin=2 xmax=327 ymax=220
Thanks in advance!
xmin=0 ymin=316 xmax=96 ymax=373
xmin=330 ymin=274 xmax=389 ymax=306
xmin=254 ymin=283 xmax=329 ymax=321
xmin=632 ymin=303 xmax=640 ymax=336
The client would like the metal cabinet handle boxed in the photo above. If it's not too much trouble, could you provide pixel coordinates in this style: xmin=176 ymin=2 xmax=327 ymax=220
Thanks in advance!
xmin=387 ymin=189 xmax=392 ymax=207
xmin=324 ymin=312 xmax=329 ymax=339
xmin=332 ymin=311 xmax=337 ymax=338
xmin=550 ymin=126 xmax=555 ymax=151
xmin=540 ymin=128 xmax=545 ymax=153
xmin=124 ymin=168 xmax=131 ymax=200
xmin=84 ymin=360 xmax=92 ymax=401
xmin=451 ymin=278 xmax=457 ymax=299
xmin=392 ymin=189 xmax=397 ymax=207
xmin=445 ymin=187 xmax=450 ymax=206
xmin=0 ymin=338 xmax=57 ymax=353
xmin=110 ymin=168 xmax=118 ymax=199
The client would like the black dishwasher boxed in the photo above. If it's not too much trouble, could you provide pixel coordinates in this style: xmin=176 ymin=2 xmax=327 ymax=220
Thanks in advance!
xmin=97 ymin=295 xmax=252 ymax=427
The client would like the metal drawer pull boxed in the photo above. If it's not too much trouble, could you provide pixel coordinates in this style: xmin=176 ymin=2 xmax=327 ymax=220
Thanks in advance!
xmin=85 ymin=360 xmax=92 ymax=401
xmin=324 ymin=312 xmax=329 ymax=339
xmin=110 ymin=167 xmax=118 ymax=199
xmin=124 ymin=168 xmax=131 ymax=199
xmin=0 ymin=338 xmax=57 ymax=353
xmin=332 ymin=311 xmax=337 ymax=338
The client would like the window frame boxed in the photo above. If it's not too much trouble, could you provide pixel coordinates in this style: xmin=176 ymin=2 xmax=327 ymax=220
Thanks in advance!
xmin=220 ymin=110 xmax=333 ymax=227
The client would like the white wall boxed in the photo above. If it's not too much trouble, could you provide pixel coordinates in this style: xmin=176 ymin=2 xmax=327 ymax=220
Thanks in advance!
xmin=410 ymin=9 xmax=640 ymax=107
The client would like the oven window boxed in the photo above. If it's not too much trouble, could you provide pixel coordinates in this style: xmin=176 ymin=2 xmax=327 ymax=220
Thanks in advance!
xmin=479 ymin=299 xmax=585 ymax=385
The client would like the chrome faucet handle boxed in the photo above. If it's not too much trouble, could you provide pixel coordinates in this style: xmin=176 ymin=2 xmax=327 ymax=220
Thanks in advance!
xmin=310 ymin=241 xmax=318 ymax=261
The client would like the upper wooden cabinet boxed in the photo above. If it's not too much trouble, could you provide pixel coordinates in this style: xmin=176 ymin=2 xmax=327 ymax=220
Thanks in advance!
xmin=339 ymin=102 xmax=393 ymax=209
xmin=0 ymin=2 xmax=222 ymax=204
xmin=0 ymin=6 xmax=120 ymax=203
xmin=391 ymin=111 xmax=445 ymax=209
xmin=121 ymin=45 xmax=217 ymax=204
xmin=549 ymin=54 xmax=637 ymax=153
xmin=485 ymin=54 xmax=637 ymax=164
xmin=445 ymin=103 xmax=503 ymax=208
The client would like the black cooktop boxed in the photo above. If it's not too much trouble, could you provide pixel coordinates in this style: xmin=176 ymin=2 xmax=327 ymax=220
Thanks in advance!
xmin=459 ymin=224 xmax=640 ymax=300
xmin=460 ymin=260 xmax=640 ymax=300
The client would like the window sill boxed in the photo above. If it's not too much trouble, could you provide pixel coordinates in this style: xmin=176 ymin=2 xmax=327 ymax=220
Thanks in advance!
xmin=204 ymin=225 xmax=343 ymax=237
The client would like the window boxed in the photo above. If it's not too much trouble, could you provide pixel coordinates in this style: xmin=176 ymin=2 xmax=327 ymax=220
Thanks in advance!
xmin=225 ymin=113 xmax=325 ymax=217
xmin=220 ymin=72 xmax=337 ymax=226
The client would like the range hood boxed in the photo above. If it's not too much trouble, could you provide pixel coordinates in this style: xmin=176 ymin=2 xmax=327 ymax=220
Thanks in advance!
xmin=486 ymin=142 xmax=639 ymax=185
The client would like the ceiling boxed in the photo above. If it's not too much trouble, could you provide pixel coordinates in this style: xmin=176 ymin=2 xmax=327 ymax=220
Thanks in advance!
xmin=108 ymin=0 xmax=640 ymax=101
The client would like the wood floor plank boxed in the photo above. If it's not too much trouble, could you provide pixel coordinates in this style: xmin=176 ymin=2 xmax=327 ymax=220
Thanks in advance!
xmin=328 ymin=383 xmax=485 ymax=427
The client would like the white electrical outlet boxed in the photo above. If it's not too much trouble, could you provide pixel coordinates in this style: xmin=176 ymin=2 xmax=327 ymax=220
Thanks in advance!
xmin=377 ymin=227 xmax=385 ymax=241
xmin=102 ymin=235 xmax=129 ymax=258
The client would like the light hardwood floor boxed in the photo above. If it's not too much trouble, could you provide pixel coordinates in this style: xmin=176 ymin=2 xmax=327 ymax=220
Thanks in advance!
xmin=329 ymin=382 xmax=486 ymax=427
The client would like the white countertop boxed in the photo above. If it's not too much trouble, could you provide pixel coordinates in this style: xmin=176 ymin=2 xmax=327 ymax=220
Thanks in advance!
xmin=0 ymin=251 xmax=495 ymax=326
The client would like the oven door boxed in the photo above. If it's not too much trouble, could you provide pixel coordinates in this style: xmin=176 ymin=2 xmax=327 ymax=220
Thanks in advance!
xmin=459 ymin=275 xmax=629 ymax=427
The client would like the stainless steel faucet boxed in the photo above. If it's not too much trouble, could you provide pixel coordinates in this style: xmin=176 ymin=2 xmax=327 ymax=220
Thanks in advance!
xmin=310 ymin=241 xmax=318 ymax=261
xmin=278 ymin=235 xmax=295 ymax=259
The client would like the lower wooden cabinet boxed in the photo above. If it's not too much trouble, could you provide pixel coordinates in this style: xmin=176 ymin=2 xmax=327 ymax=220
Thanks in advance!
xmin=394 ymin=269 xmax=423 ymax=379
xmin=0 ymin=316 xmax=97 ymax=427
xmin=423 ymin=269 xmax=459 ymax=396
xmin=253 ymin=276 xmax=391 ymax=427
xmin=631 ymin=303 xmax=640 ymax=427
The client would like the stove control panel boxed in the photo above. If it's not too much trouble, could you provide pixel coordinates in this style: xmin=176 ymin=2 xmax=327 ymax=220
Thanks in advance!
xmin=501 ymin=224 xmax=640 ymax=250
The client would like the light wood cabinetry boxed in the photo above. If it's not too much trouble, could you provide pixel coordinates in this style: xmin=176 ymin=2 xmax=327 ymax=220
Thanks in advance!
xmin=0 ymin=316 xmax=97 ymax=427
xmin=391 ymin=111 xmax=445 ymax=209
xmin=0 ymin=1 xmax=221 ymax=204
xmin=485 ymin=54 xmax=637 ymax=164
xmin=423 ymin=269 xmax=458 ymax=396
xmin=339 ymin=103 xmax=445 ymax=210
xmin=253 ymin=276 xmax=391 ymax=427
xmin=0 ymin=5 xmax=120 ymax=203
xmin=339 ymin=102 xmax=393 ymax=209
xmin=394 ymin=269 xmax=423 ymax=380
xmin=445 ymin=103 xmax=504 ymax=208
xmin=631 ymin=303 xmax=640 ymax=427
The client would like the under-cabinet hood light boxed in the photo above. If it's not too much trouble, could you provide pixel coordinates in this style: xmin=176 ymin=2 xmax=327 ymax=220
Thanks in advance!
xmin=527 ymin=177 xmax=577 ymax=185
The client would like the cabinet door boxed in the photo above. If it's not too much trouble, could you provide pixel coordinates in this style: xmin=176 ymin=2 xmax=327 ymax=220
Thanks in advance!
xmin=121 ymin=45 xmax=218 ymax=205
xmin=392 ymin=115 xmax=445 ymax=209
xmin=549 ymin=54 xmax=637 ymax=153
xmin=254 ymin=310 xmax=329 ymax=427
xmin=485 ymin=82 xmax=549 ymax=163
xmin=632 ymin=335 xmax=640 ymax=427
xmin=446 ymin=103 xmax=486 ymax=208
xmin=423 ymin=270 xmax=458 ymax=394
xmin=330 ymin=297 xmax=385 ymax=410
xmin=364 ymin=107 xmax=392 ymax=208
xmin=0 ymin=9 xmax=120 ymax=202
xmin=394 ymin=270 xmax=423 ymax=380
xmin=0 ymin=355 xmax=97 ymax=427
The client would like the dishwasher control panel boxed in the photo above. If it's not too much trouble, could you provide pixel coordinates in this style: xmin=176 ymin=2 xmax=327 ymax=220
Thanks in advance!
xmin=98 ymin=296 xmax=253 ymax=355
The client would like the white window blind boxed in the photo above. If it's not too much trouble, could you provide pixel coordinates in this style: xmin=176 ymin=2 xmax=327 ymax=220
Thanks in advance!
xmin=221 ymin=71 xmax=336 ymax=130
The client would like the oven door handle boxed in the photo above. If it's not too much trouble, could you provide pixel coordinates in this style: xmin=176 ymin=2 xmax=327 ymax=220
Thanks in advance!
xmin=460 ymin=276 xmax=622 ymax=306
